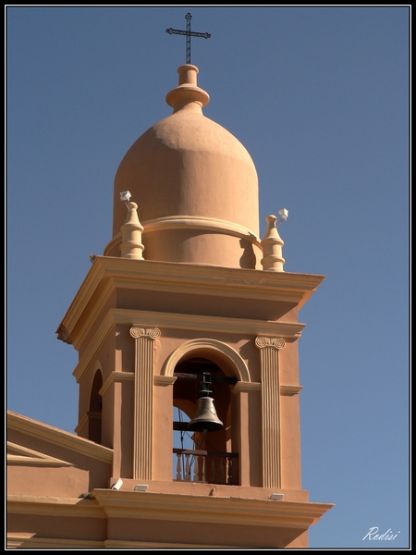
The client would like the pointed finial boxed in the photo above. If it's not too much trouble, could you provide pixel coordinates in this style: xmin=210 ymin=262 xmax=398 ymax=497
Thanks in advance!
xmin=261 ymin=212 xmax=287 ymax=272
xmin=120 ymin=191 xmax=144 ymax=260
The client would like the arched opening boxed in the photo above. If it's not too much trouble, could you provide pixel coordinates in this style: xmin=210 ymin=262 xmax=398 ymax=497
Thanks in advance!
xmin=172 ymin=406 xmax=195 ymax=481
xmin=172 ymin=357 xmax=239 ymax=485
xmin=88 ymin=370 xmax=103 ymax=444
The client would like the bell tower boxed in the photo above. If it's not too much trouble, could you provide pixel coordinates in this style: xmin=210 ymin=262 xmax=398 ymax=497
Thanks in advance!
xmin=56 ymin=60 xmax=332 ymax=548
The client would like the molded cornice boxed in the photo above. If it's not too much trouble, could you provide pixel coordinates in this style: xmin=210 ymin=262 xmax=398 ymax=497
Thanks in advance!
xmin=7 ymin=441 xmax=73 ymax=467
xmin=7 ymin=534 xmax=104 ymax=549
xmin=57 ymin=257 xmax=324 ymax=346
xmin=93 ymin=489 xmax=333 ymax=529
xmin=7 ymin=495 xmax=104 ymax=519
xmin=7 ymin=411 xmax=113 ymax=464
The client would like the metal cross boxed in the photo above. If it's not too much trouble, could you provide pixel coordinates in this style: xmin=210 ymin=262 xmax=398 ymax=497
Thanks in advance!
xmin=166 ymin=12 xmax=211 ymax=64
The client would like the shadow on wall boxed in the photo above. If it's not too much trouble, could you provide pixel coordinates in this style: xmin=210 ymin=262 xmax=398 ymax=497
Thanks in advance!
xmin=239 ymin=238 xmax=257 ymax=269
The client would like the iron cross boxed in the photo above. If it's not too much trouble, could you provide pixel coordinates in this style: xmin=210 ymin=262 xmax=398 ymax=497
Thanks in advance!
xmin=166 ymin=13 xmax=211 ymax=64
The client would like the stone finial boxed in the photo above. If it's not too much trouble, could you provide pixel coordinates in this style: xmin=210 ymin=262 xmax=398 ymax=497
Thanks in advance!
xmin=260 ymin=215 xmax=285 ymax=272
xmin=120 ymin=200 xmax=144 ymax=260
xmin=165 ymin=64 xmax=210 ymax=113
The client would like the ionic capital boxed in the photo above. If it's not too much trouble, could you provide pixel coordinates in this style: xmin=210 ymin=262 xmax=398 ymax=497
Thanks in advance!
xmin=129 ymin=327 xmax=161 ymax=340
xmin=255 ymin=336 xmax=286 ymax=350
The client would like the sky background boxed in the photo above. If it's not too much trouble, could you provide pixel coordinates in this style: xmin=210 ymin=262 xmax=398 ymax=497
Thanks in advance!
xmin=6 ymin=5 xmax=410 ymax=549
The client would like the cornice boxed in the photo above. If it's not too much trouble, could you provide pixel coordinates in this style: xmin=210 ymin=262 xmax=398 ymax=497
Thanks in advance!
xmin=6 ymin=441 xmax=73 ymax=467
xmin=6 ymin=534 xmax=227 ymax=549
xmin=103 ymin=539 xmax=235 ymax=548
xmin=7 ymin=456 xmax=70 ymax=467
xmin=70 ymin=279 xmax=114 ymax=350
xmin=108 ymin=260 xmax=324 ymax=304
xmin=57 ymin=257 xmax=324 ymax=345
xmin=7 ymin=534 xmax=104 ymax=549
xmin=7 ymin=495 xmax=105 ymax=519
xmin=93 ymin=489 xmax=333 ymax=529
xmin=56 ymin=261 xmax=108 ymax=343
xmin=7 ymin=411 xmax=113 ymax=465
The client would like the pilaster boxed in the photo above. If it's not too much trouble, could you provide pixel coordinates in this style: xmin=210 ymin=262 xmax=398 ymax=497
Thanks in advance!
xmin=129 ymin=327 xmax=161 ymax=480
xmin=255 ymin=336 xmax=286 ymax=488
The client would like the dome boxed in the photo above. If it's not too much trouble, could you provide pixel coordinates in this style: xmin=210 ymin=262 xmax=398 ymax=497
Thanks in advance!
xmin=107 ymin=65 xmax=261 ymax=269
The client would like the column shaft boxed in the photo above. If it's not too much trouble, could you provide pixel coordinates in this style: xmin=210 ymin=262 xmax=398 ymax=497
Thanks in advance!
xmin=256 ymin=336 xmax=285 ymax=488
xmin=130 ymin=327 xmax=161 ymax=480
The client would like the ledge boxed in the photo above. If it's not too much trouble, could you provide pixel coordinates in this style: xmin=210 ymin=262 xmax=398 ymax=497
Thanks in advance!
xmin=7 ymin=411 xmax=113 ymax=465
xmin=7 ymin=494 xmax=105 ymax=518
xmin=7 ymin=441 xmax=73 ymax=467
xmin=93 ymin=489 xmax=333 ymax=530
xmin=7 ymin=534 xmax=104 ymax=549
xmin=57 ymin=256 xmax=324 ymax=346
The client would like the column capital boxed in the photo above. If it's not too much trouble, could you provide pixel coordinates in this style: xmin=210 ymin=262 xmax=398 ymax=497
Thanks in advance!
xmin=129 ymin=327 xmax=161 ymax=340
xmin=255 ymin=336 xmax=286 ymax=350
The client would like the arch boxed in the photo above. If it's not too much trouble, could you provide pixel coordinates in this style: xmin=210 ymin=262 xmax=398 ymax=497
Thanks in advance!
xmin=171 ymin=353 xmax=240 ymax=485
xmin=88 ymin=369 xmax=103 ymax=444
xmin=162 ymin=338 xmax=250 ymax=382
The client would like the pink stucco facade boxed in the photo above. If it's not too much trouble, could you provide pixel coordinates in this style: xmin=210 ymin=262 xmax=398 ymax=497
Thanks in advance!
xmin=7 ymin=64 xmax=332 ymax=549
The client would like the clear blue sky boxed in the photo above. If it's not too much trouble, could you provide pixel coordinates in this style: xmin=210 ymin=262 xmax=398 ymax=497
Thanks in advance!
xmin=6 ymin=5 xmax=410 ymax=549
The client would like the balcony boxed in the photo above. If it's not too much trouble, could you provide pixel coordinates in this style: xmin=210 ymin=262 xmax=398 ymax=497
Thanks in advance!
xmin=173 ymin=448 xmax=238 ymax=485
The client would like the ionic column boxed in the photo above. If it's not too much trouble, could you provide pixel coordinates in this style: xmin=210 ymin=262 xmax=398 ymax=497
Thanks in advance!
xmin=129 ymin=327 xmax=161 ymax=480
xmin=255 ymin=336 xmax=286 ymax=488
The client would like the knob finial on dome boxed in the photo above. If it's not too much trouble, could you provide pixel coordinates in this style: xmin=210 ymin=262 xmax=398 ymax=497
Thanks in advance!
xmin=166 ymin=64 xmax=210 ymax=112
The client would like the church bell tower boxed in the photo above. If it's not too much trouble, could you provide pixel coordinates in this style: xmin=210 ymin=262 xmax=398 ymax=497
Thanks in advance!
xmin=56 ymin=55 xmax=332 ymax=548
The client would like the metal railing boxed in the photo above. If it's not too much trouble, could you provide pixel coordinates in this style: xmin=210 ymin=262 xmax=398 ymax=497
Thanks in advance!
xmin=173 ymin=448 xmax=238 ymax=485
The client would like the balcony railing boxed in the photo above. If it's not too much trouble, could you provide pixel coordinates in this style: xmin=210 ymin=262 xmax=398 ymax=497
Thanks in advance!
xmin=173 ymin=448 xmax=238 ymax=485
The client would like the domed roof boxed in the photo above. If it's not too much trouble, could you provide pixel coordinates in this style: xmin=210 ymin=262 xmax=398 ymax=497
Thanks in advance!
xmin=109 ymin=65 xmax=261 ymax=269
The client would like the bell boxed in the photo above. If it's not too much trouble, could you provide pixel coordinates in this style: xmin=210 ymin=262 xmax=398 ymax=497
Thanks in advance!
xmin=189 ymin=396 xmax=223 ymax=432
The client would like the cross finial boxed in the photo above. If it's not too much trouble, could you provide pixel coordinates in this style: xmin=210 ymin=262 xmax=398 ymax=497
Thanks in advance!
xmin=166 ymin=12 xmax=211 ymax=64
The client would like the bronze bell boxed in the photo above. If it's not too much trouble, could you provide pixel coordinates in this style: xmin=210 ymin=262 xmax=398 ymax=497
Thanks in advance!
xmin=189 ymin=371 xmax=224 ymax=432
xmin=189 ymin=396 xmax=223 ymax=432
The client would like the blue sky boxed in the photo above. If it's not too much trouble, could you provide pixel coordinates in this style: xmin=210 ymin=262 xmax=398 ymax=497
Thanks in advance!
xmin=6 ymin=5 xmax=410 ymax=549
